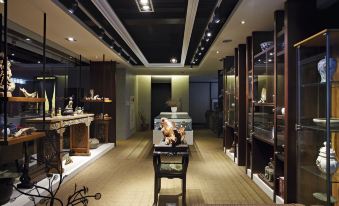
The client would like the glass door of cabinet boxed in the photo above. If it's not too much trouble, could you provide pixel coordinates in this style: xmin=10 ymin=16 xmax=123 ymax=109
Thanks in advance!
xmin=253 ymin=46 xmax=275 ymax=142
xmin=226 ymin=67 xmax=235 ymax=127
xmin=296 ymin=29 xmax=339 ymax=206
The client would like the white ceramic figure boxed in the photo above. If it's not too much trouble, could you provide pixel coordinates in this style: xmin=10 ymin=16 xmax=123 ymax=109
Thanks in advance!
xmin=19 ymin=88 xmax=37 ymax=98
xmin=14 ymin=127 xmax=36 ymax=137
xmin=318 ymin=58 xmax=337 ymax=83
xmin=258 ymin=88 xmax=267 ymax=103
xmin=89 ymin=89 xmax=94 ymax=99
xmin=316 ymin=142 xmax=339 ymax=175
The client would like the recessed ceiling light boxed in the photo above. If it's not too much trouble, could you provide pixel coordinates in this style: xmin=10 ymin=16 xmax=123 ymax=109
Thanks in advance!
xmin=25 ymin=38 xmax=31 ymax=41
xmin=140 ymin=0 xmax=149 ymax=5
xmin=206 ymin=32 xmax=212 ymax=37
xmin=198 ymin=52 xmax=202 ymax=55
xmin=241 ymin=20 xmax=245 ymax=24
xmin=66 ymin=37 xmax=76 ymax=42
xmin=142 ymin=5 xmax=150 ymax=10
xmin=216 ymin=51 xmax=220 ymax=54
xmin=200 ymin=47 xmax=205 ymax=51
xmin=11 ymin=53 xmax=14 ymax=56
xmin=170 ymin=57 xmax=177 ymax=63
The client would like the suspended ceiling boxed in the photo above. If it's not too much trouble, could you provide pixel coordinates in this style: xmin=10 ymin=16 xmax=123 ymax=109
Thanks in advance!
xmin=1 ymin=0 xmax=285 ymax=76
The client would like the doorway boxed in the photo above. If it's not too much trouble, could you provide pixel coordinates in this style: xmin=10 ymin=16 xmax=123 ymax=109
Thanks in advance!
xmin=151 ymin=82 xmax=171 ymax=129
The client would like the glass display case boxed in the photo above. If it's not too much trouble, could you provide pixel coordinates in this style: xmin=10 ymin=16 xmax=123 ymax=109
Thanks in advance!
xmin=295 ymin=29 xmax=339 ymax=206
xmin=153 ymin=112 xmax=193 ymax=145
xmin=226 ymin=64 xmax=236 ymax=128
xmin=246 ymin=36 xmax=253 ymax=175
xmin=253 ymin=43 xmax=275 ymax=143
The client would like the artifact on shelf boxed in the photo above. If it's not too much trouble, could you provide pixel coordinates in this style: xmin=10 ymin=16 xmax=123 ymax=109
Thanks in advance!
xmin=229 ymin=141 xmax=235 ymax=153
xmin=90 ymin=138 xmax=100 ymax=149
xmin=317 ymin=57 xmax=337 ymax=83
xmin=166 ymin=99 xmax=178 ymax=113
xmin=14 ymin=127 xmax=36 ymax=138
xmin=260 ymin=41 xmax=273 ymax=51
xmin=74 ymin=107 xmax=84 ymax=115
xmin=89 ymin=89 xmax=94 ymax=99
xmin=19 ymin=87 xmax=37 ymax=98
xmin=0 ymin=55 xmax=15 ymax=97
xmin=258 ymin=88 xmax=267 ymax=103
xmin=57 ymin=107 xmax=62 ymax=116
xmin=264 ymin=158 xmax=274 ymax=182
xmin=0 ymin=115 xmax=17 ymax=137
xmin=160 ymin=117 xmax=186 ymax=146
xmin=316 ymin=141 xmax=339 ymax=175
xmin=63 ymin=97 xmax=74 ymax=115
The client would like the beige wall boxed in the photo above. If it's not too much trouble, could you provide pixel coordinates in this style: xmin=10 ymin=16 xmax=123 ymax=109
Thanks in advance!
xmin=171 ymin=76 xmax=189 ymax=112
xmin=136 ymin=75 xmax=152 ymax=130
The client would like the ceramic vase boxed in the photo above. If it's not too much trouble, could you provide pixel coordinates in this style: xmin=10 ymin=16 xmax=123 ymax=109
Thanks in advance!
xmin=318 ymin=57 xmax=337 ymax=83
xmin=171 ymin=107 xmax=177 ymax=113
xmin=316 ymin=142 xmax=339 ymax=175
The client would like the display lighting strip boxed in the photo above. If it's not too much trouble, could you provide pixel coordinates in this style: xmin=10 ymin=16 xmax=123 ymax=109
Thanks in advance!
xmin=58 ymin=0 xmax=138 ymax=65
xmin=190 ymin=0 xmax=223 ymax=66
xmin=135 ymin=0 xmax=154 ymax=13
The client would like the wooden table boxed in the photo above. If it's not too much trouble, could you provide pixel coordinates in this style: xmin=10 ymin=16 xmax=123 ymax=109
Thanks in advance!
xmin=26 ymin=114 xmax=94 ymax=156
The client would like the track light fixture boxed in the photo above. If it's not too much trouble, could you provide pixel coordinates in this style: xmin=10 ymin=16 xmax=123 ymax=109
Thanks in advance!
xmin=213 ymin=7 xmax=220 ymax=24
xmin=68 ymin=2 xmax=78 ymax=14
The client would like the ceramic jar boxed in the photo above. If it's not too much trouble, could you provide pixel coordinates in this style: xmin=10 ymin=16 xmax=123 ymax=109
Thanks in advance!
xmin=318 ymin=57 xmax=337 ymax=83
xmin=171 ymin=107 xmax=177 ymax=113
xmin=316 ymin=142 xmax=339 ymax=175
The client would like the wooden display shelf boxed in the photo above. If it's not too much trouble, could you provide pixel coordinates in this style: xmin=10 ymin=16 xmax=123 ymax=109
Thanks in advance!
xmin=82 ymin=99 xmax=112 ymax=103
xmin=0 ymin=131 xmax=45 ymax=145
xmin=253 ymin=133 xmax=274 ymax=146
xmin=94 ymin=117 xmax=112 ymax=121
xmin=254 ymin=102 xmax=274 ymax=107
xmin=0 ymin=97 xmax=45 ymax=103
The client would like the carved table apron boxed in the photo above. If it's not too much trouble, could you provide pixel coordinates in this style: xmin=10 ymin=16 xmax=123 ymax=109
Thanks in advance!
xmin=26 ymin=114 xmax=94 ymax=156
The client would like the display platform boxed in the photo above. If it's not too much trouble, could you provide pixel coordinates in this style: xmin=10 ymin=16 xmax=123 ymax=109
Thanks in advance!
xmin=5 ymin=143 xmax=114 ymax=206
xmin=153 ymin=112 xmax=193 ymax=145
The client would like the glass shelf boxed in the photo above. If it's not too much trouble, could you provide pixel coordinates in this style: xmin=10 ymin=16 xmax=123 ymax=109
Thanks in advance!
xmin=301 ymin=81 xmax=339 ymax=88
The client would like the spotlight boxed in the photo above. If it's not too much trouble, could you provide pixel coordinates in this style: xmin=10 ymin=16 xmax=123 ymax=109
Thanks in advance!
xmin=98 ymin=28 xmax=105 ymax=39
xmin=241 ymin=20 xmax=246 ymax=24
xmin=142 ymin=5 xmax=150 ymax=11
xmin=205 ymin=38 xmax=210 ymax=42
xmin=200 ymin=47 xmax=205 ymax=51
xmin=216 ymin=51 xmax=219 ymax=54
xmin=65 ymin=37 xmax=76 ymax=42
xmin=213 ymin=7 xmax=220 ymax=24
xmin=170 ymin=57 xmax=177 ymax=63
xmin=206 ymin=32 xmax=212 ymax=37
xmin=25 ymin=38 xmax=31 ymax=41
xmin=140 ymin=0 xmax=149 ymax=5
xmin=198 ymin=52 xmax=202 ymax=55
xmin=68 ymin=2 xmax=78 ymax=14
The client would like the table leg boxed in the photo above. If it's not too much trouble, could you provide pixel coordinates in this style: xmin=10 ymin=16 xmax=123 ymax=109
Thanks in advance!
xmin=17 ymin=142 xmax=33 ymax=189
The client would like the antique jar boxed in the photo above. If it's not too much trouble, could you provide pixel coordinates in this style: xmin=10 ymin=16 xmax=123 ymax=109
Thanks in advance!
xmin=316 ymin=142 xmax=339 ymax=175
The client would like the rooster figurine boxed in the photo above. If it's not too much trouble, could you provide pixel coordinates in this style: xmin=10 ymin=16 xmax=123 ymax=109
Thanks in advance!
xmin=19 ymin=87 xmax=37 ymax=98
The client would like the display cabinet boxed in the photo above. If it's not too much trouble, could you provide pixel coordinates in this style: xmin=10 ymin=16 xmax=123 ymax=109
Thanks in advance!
xmin=246 ymin=36 xmax=253 ymax=176
xmin=273 ymin=10 xmax=285 ymax=203
xmin=250 ymin=30 xmax=276 ymax=199
xmin=223 ymin=56 xmax=236 ymax=162
xmin=295 ymin=29 xmax=339 ymax=206
xmin=235 ymin=44 xmax=247 ymax=166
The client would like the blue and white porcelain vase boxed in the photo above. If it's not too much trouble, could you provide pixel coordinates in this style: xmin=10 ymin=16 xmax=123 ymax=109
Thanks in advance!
xmin=318 ymin=57 xmax=337 ymax=83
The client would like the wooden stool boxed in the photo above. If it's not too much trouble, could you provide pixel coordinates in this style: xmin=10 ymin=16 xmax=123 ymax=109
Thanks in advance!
xmin=153 ymin=144 xmax=189 ymax=206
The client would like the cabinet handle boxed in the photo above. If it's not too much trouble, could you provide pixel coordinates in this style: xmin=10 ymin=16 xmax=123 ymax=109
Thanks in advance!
xmin=295 ymin=124 xmax=302 ymax=131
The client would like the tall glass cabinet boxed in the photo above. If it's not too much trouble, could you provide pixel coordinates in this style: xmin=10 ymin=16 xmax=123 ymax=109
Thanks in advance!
xmin=295 ymin=29 xmax=339 ymax=206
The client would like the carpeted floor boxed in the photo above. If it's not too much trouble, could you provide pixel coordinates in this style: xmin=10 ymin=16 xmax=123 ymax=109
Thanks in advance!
xmin=53 ymin=129 xmax=272 ymax=205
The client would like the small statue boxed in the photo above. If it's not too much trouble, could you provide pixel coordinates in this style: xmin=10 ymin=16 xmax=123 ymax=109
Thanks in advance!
xmin=14 ymin=127 xmax=36 ymax=138
xmin=63 ymin=97 xmax=74 ymax=115
xmin=258 ymin=88 xmax=267 ymax=103
xmin=0 ymin=55 xmax=16 ymax=97
xmin=160 ymin=117 xmax=185 ymax=146
xmin=264 ymin=158 xmax=274 ymax=182
xmin=19 ymin=88 xmax=37 ymax=98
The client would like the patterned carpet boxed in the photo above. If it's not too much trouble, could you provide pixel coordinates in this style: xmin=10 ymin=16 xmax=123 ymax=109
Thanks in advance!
xmin=53 ymin=129 xmax=272 ymax=206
